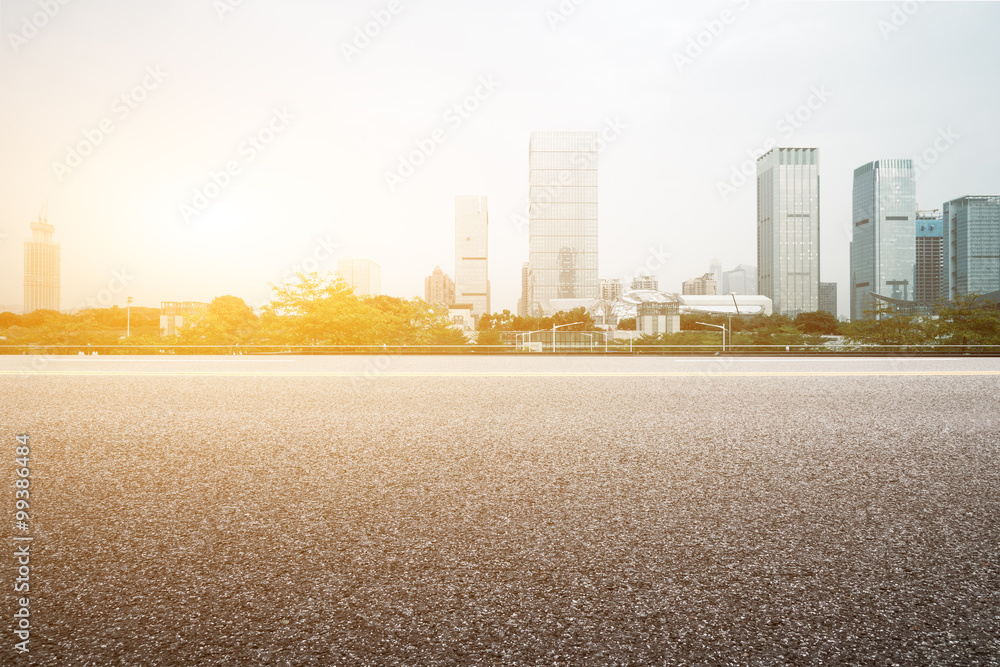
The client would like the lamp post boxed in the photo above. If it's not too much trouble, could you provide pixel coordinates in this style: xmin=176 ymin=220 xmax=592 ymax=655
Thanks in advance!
xmin=552 ymin=321 xmax=584 ymax=353
xmin=697 ymin=321 xmax=726 ymax=353
xmin=127 ymin=296 xmax=133 ymax=339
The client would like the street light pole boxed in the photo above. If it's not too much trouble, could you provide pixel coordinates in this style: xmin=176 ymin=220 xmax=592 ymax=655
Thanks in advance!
xmin=551 ymin=321 xmax=584 ymax=353
xmin=127 ymin=296 xmax=133 ymax=339
xmin=697 ymin=321 xmax=726 ymax=353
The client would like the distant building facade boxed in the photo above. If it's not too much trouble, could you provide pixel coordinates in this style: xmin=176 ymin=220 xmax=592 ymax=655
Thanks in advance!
xmin=23 ymin=211 xmax=61 ymax=313
xmin=424 ymin=266 xmax=455 ymax=305
xmin=682 ymin=273 xmax=716 ymax=295
xmin=527 ymin=131 xmax=599 ymax=316
xmin=710 ymin=259 xmax=723 ymax=290
xmin=915 ymin=214 xmax=944 ymax=307
xmin=819 ymin=282 xmax=838 ymax=318
xmin=757 ymin=147 xmax=820 ymax=316
xmin=601 ymin=278 xmax=624 ymax=302
xmin=160 ymin=301 xmax=208 ymax=336
xmin=518 ymin=262 xmax=529 ymax=318
xmin=630 ymin=275 xmax=658 ymax=291
xmin=850 ymin=159 xmax=916 ymax=319
xmin=336 ymin=259 xmax=381 ymax=296
xmin=943 ymin=195 xmax=1000 ymax=300
xmin=722 ymin=264 xmax=757 ymax=295
xmin=455 ymin=195 xmax=490 ymax=319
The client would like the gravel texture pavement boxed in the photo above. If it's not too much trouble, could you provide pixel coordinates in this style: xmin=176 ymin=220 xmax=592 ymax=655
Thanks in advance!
xmin=1 ymin=356 xmax=998 ymax=665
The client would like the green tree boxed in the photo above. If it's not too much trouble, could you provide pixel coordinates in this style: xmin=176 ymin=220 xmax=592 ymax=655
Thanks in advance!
xmin=259 ymin=272 xmax=380 ymax=345
xmin=180 ymin=295 xmax=259 ymax=345
xmin=794 ymin=310 xmax=840 ymax=335
xmin=931 ymin=294 xmax=1000 ymax=349
xmin=841 ymin=301 xmax=930 ymax=347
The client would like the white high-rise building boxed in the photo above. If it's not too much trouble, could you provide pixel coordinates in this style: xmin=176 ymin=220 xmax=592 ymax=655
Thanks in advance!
xmin=454 ymin=195 xmax=490 ymax=319
xmin=336 ymin=259 xmax=381 ymax=296
xmin=757 ymin=147 xmax=821 ymax=316
xmin=24 ymin=210 xmax=61 ymax=313
xmin=527 ymin=132 xmax=599 ymax=316
xmin=850 ymin=159 xmax=916 ymax=319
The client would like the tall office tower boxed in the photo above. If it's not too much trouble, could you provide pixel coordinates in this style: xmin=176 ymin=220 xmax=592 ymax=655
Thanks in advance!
xmin=455 ymin=195 xmax=490 ymax=319
xmin=682 ymin=273 xmax=717 ymax=295
xmin=518 ymin=262 xmax=529 ymax=318
xmin=722 ymin=264 xmax=758 ymax=295
xmin=915 ymin=214 xmax=944 ymax=306
xmin=819 ymin=282 xmax=838 ymax=318
xmin=710 ymin=259 xmax=723 ymax=290
xmin=336 ymin=258 xmax=381 ymax=296
xmin=630 ymin=275 xmax=658 ymax=291
xmin=527 ymin=132 xmax=599 ymax=316
xmin=942 ymin=195 xmax=1000 ymax=300
xmin=23 ymin=208 xmax=61 ymax=313
xmin=757 ymin=147 xmax=820 ymax=316
xmin=600 ymin=278 xmax=623 ymax=301
xmin=849 ymin=159 xmax=916 ymax=320
xmin=424 ymin=266 xmax=455 ymax=305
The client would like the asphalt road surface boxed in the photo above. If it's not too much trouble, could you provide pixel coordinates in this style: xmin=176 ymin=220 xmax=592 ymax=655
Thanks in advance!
xmin=2 ymin=356 xmax=998 ymax=665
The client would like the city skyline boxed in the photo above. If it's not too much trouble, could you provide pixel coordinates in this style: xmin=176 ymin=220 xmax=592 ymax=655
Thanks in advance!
xmin=2 ymin=1 xmax=999 ymax=318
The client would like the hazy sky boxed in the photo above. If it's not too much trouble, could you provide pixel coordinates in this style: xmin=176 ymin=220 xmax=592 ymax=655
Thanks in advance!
xmin=2 ymin=0 xmax=998 ymax=317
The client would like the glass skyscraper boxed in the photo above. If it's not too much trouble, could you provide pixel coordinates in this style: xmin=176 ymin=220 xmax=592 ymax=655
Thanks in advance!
xmin=454 ymin=195 xmax=490 ymax=318
xmin=942 ymin=195 xmax=1000 ymax=300
xmin=850 ymin=159 xmax=916 ymax=320
xmin=756 ymin=147 xmax=820 ymax=316
xmin=527 ymin=132 xmax=598 ymax=316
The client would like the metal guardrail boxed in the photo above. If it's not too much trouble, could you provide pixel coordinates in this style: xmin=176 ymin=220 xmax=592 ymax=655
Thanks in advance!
xmin=2 ymin=344 xmax=1000 ymax=356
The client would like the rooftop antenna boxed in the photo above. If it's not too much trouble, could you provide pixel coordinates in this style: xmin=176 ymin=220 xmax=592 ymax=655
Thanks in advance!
xmin=39 ymin=200 xmax=48 ymax=224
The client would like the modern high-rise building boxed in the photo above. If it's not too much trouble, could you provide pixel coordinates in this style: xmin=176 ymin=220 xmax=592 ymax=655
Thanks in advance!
xmin=757 ymin=147 xmax=820 ymax=316
xmin=601 ymin=278 xmax=624 ymax=301
xmin=682 ymin=273 xmax=717 ymax=295
xmin=915 ymin=213 xmax=944 ymax=307
xmin=424 ymin=266 xmax=455 ymax=305
xmin=518 ymin=262 xmax=529 ymax=318
xmin=819 ymin=282 xmax=838 ymax=318
xmin=336 ymin=258 xmax=381 ymax=296
xmin=942 ymin=195 xmax=1000 ymax=300
xmin=527 ymin=131 xmax=599 ymax=316
xmin=850 ymin=159 xmax=916 ymax=320
xmin=455 ymin=195 xmax=490 ymax=319
xmin=630 ymin=275 xmax=658 ymax=291
xmin=710 ymin=259 xmax=723 ymax=290
xmin=23 ymin=209 xmax=61 ymax=314
xmin=722 ymin=264 xmax=758 ymax=295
